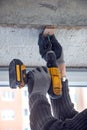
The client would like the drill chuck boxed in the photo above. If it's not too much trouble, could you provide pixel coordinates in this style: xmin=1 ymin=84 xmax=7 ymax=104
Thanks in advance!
xmin=46 ymin=51 xmax=57 ymax=67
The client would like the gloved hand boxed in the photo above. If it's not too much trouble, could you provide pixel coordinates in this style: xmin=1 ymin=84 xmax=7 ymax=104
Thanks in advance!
xmin=27 ymin=67 xmax=51 ymax=97
xmin=38 ymin=33 xmax=64 ymax=66
xmin=38 ymin=33 xmax=52 ymax=60
xmin=51 ymin=35 xmax=64 ymax=65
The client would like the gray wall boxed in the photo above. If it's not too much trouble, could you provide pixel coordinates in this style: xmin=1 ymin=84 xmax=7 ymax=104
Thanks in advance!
xmin=0 ymin=0 xmax=87 ymax=67
xmin=0 ymin=0 xmax=87 ymax=26
xmin=0 ymin=26 xmax=87 ymax=67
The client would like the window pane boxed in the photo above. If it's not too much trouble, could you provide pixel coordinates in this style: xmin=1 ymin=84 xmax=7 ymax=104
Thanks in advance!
xmin=24 ymin=109 xmax=28 ymax=116
xmin=1 ymin=90 xmax=14 ymax=101
xmin=70 ymin=87 xmax=87 ymax=112
xmin=1 ymin=110 xmax=15 ymax=120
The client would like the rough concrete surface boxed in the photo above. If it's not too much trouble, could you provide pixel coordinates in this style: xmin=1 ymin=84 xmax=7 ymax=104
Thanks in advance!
xmin=0 ymin=26 xmax=87 ymax=67
xmin=0 ymin=0 xmax=87 ymax=26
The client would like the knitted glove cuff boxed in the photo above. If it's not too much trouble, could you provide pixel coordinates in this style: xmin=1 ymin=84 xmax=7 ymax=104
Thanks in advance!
xmin=29 ymin=93 xmax=47 ymax=108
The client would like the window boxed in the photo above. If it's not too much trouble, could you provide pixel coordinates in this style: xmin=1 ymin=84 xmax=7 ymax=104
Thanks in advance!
xmin=66 ymin=68 xmax=87 ymax=112
xmin=0 ymin=68 xmax=87 ymax=130
xmin=24 ymin=109 xmax=28 ymax=116
xmin=24 ymin=128 xmax=28 ymax=130
xmin=1 ymin=110 xmax=15 ymax=120
xmin=24 ymin=90 xmax=28 ymax=97
xmin=2 ymin=91 xmax=14 ymax=101
xmin=2 ymin=128 xmax=13 ymax=130
xmin=69 ymin=87 xmax=87 ymax=112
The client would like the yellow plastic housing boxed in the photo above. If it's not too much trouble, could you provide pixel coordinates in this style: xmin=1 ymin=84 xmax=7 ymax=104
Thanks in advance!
xmin=48 ymin=67 xmax=62 ymax=95
xmin=16 ymin=64 xmax=26 ymax=88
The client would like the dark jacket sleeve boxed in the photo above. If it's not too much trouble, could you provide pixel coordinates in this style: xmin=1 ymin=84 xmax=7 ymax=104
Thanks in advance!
xmin=29 ymin=93 xmax=87 ymax=130
xmin=29 ymin=93 xmax=60 ymax=130
xmin=50 ymin=80 xmax=78 ymax=121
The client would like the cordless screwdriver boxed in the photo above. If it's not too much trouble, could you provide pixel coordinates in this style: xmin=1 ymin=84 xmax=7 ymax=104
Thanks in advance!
xmin=44 ymin=35 xmax=62 ymax=98
xmin=46 ymin=50 xmax=62 ymax=98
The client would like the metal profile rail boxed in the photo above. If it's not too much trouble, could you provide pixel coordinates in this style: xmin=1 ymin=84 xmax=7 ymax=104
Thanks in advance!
xmin=0 ymin=67 xmax=87 ymax=87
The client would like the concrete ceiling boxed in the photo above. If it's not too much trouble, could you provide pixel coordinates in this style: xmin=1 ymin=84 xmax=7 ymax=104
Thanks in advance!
xmin=0 ymin=0 xmax=87 ymax=26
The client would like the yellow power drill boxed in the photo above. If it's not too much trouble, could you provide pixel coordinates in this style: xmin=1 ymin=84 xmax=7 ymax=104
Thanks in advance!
xmin=43 ymin=34 xmax=62 ymax=98
xmin=9 ymin=56 xmax=62 ymax=98
xmin=46 ymin=50 xmax=62 ymax=98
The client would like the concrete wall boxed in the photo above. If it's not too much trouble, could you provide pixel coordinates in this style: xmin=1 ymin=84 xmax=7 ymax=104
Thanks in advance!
xmin=0 ymin=0 xmax=87 ymax=26
xmin=0 ymin=26 xmax=87 ymax=67
xmin=0 ymin=0 xmax=87 ymax=67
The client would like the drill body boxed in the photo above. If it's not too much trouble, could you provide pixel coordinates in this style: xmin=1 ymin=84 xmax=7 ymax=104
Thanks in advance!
xmin=47 ymin=51 xmax=62 ymax=98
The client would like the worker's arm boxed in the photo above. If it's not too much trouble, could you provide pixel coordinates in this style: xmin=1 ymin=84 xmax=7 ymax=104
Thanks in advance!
xmin=27 ymin=67 xmax=62 ymax=130
xmin=38 ymin=33 xmax=78 ymax=120
xmin=28 ymin=67 xmax=87 ymax=130
xmin=50 ymin=80 xmax=78 ymax=121
xmin=49 ymin=34 xmax=66 ymax=77
xmin=29 ymin=93 xmax=60 ymax=130
xmin=49 ymin=35 xmax=78 ymax=120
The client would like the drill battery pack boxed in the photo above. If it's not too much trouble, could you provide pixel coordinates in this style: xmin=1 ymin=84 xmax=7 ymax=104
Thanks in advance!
xmin=9 ymin=59 xmax=26 ymax=88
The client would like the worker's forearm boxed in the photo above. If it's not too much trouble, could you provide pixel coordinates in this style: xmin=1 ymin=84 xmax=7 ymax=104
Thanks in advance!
xmin=50 ymin=80 xmax=78 ymax=121
xmin=29 ymin=93 xmax=57 ymax=130
xmin=29 ymin=91 xmax=87 ymax=130
xmin=58 ymin=63 xmax=66 ymax=78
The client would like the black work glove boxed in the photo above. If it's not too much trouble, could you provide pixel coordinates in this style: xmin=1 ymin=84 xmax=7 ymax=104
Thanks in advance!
xmin=50 ymin=35 xmax=64 ymax=65
xmin=38 ymin=33 xmax=64 ymax=65
xmin=38 ymin=33 xmax=52 ymax=60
